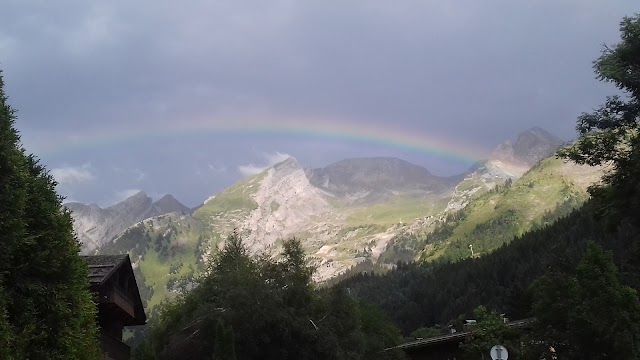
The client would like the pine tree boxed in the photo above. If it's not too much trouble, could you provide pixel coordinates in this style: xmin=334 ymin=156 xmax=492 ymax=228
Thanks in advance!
xmin=0 ymin=69 xmax=101 ymax=359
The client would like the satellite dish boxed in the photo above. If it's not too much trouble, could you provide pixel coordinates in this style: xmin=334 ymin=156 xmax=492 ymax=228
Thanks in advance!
xmin=490 ymin=344 xmax=508 ymax=360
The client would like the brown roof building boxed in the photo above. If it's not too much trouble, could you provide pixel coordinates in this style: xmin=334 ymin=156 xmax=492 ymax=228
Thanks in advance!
xmin=83 ymin=255 xmax=147 ymax=360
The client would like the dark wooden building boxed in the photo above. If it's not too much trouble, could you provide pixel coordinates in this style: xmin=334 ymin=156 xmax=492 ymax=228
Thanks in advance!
xmin=83 ymin=255 xmax=147 ymax=360
xmin=386 ymin=319 xmax=533 ymax=360
xmin=387 ymin=332 xmax=466 ymax=360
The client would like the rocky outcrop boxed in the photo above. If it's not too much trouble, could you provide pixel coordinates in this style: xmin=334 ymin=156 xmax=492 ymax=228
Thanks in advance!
xmin=241 ymin=157 xmax=336 ymax=250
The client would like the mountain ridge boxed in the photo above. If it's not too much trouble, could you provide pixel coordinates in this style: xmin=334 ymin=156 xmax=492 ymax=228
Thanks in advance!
xmin=306 ymin=157 xmax=453 ymax=205
xmin=72 ymin=127 xmax=566 ymax=258
xmin=66 ymin=191 xmax=190 ymax=254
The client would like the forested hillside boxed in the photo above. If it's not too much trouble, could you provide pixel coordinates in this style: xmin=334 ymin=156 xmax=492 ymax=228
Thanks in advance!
xmin=342 ymin=201 xmax=624 ymax=333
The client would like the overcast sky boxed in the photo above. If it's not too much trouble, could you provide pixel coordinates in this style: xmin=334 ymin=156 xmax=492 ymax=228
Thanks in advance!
xmin=1 ymin=1 xmax=637 ymax=207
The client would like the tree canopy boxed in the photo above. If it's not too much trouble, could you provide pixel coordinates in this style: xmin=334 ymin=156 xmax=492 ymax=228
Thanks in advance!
xmin=0 ymin=70 xmax=101 ymax=359
xmin=559 ymin=14 xmax=640 ymax=227
xmin=136 ymin=233 xmax=406 ymax=360
xmin=461 ymin=306 xmax=528 ymax=360
xmin=529 ymin=242 xmax=640 ymax=359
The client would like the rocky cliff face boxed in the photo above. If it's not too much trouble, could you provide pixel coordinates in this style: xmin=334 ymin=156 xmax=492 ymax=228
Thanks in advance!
xmin=241 ymin=158 xmax=335 ymax=251
xmin=67 ymin=191 xmax=189 ymax=254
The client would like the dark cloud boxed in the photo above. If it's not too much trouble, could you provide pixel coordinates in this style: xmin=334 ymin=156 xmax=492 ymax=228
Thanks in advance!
xmin=1 ymin=0 xmax=637 ymax=206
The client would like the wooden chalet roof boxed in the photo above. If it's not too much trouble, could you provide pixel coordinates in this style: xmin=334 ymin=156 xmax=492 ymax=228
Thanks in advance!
xmin=386 ymin=318 xmax=534 ymax=352
xmin=82 ymin=254 xmax=147 ymax=326
xmin=82 ymin=254 xmax=129 ymax=286
xmin=388 ymin=332 xmax=467 ymax=351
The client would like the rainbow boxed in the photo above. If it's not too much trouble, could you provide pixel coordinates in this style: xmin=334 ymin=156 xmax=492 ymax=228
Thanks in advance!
xmin=31 ymin=115 xmax=488 ymax=164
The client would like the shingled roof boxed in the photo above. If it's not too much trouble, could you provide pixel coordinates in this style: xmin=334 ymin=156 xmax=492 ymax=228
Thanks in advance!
xmin=82 ymin=254 xmax=129 ymax=286
xmin=385 ymin=318 xmax=534 ymax=352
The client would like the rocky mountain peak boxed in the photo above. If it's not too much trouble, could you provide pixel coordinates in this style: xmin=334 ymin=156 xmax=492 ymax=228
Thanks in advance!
xmin=272 ymin=156 xmax=300 ymax=172
xmin=153 ymin=194 xmax=191 ymax=214
xmin=128 ymin=190 xmax=148 ymax=199
xmin=490 ymin=127 xmax=564 ymax=167
xmin=157 ymin=193 xmax=176 ymax=201
xmin=110 ymin=191 xmax=152 ymax=211
xmin=305 ymin=157 xmax=452 ymax=203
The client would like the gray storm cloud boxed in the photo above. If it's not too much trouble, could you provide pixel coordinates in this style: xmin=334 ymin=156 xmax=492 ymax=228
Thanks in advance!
xmin=0 ymin=0 xmax=636 ymax=206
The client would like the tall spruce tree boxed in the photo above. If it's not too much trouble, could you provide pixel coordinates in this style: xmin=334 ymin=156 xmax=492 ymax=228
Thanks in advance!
xmin=0 ymin=70 xmax=101 ymax=359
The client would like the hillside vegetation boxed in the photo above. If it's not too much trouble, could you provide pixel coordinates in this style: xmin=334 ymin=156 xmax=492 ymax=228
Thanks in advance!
xmin=135 ymin=235 xmax=407 ymax=360
xmin=379 ymin=157 xmax=599 ymax=265
xmin=422 ymin=157 xmax=593 ymax=261
xmin=99 ymin=213 xmax=210 ymax=311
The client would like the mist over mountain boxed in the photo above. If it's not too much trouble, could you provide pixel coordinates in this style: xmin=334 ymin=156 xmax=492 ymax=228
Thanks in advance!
xmin=489 ymin=126 xmax=564 ymax=172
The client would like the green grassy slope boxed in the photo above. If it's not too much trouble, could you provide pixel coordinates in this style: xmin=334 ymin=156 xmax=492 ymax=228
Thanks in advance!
xmin=344 ymin=193 xmax=449 ymax=227
xmin=194 ymin=172 xmax=265 ymax=221
xmin=101 ymin=172 xmax=271 ymax=312
xmin=418 ymin=157 xmax=593 ymax=262
xmin=97 ymin=214 xmax=211 ymax=310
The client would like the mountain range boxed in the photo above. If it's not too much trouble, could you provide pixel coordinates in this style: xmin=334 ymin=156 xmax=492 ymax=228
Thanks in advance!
xmin=67 ymin=127 xmax=600 ymax=310
xmin=67 ymin=193 xmax=190 ymax=254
